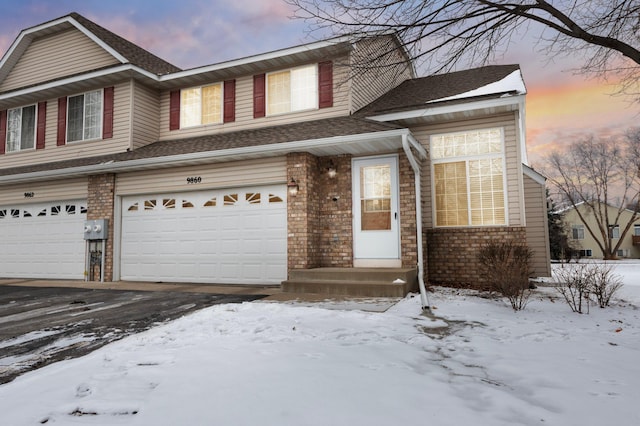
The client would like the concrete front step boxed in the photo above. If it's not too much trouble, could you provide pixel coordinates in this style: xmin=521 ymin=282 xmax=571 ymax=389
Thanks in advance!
xmin=282 ymin=267 xmax=418 ymax=297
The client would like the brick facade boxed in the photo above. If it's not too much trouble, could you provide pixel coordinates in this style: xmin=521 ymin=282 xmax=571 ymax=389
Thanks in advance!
xmin=87 ymin=174 xmax=115 ymax=281
xmin=288 ymin=151 xmax=419 ymax=274
xmin=426 ymin=226 xmax=527 ymax=288
xmin=398 ymin=151 xmax=418 ymax=268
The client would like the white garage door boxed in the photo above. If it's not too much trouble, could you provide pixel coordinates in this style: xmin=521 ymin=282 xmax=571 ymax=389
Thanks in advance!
xmin=0 ymin=200 xmax=87 ymax=279
xmin=120 ymin=185 xmax=287 ymax=284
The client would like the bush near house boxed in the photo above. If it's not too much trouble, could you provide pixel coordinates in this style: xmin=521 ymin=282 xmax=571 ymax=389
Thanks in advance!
xmin=478 ymin=241 xmax=533 ymax=311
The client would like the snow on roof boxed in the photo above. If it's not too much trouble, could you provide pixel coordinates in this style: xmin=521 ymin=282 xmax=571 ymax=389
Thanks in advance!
xmin=426 ymin=69 xmax=526 ymax=104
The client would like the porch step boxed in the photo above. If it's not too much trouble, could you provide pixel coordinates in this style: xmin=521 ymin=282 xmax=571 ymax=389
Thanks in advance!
xmin=281 ymin=267 xmax=418 ymax=297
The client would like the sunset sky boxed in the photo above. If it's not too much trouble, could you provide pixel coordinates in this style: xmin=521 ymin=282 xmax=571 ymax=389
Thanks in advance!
xmin=0 ymin=0 xmax=636 ymax=170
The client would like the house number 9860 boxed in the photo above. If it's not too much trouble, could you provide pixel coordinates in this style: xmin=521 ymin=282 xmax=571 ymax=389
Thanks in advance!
xmin=186 ymin=177 xmax=202 ymax=184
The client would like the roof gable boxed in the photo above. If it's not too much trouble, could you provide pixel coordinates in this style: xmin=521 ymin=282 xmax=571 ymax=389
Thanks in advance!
xmin=0 ymin=12 xmax=180 ymax=91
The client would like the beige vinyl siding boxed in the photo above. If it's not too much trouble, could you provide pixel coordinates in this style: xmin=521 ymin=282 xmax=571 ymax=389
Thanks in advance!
xmin=0 ymin=81 xmax=132 ymax=169
xmin=523 ymin=173 xmax=551 ymax=276
xmin=350 ymin=36 xmax=413 ymax=112
xmin=116 ymin=157 xmax=286 ymax=195
xmin=0 ymin=29 xmax=119 ymax=92
xmin=0 ymin=177 xmax=87 ymax=205
xmin=412 ymin=113 xmax=524 ymax=228
xmin=158 ymin=55 xmax=351 ymax=141
xmin=131 ymin=81 xmax=160 ymax=149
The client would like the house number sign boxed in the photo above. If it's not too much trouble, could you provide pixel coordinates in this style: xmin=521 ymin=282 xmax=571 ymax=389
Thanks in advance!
xmin=186 ymin=176 xmax=202 ymax=184
xmin=24 ymin=192 xmax=35 ymax=198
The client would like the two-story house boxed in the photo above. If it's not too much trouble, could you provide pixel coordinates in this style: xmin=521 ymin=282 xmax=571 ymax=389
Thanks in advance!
xmin=563 ymin=201 xmax=640 ymax=259
xmin=0 ymin=13 xmax=550 ymax=295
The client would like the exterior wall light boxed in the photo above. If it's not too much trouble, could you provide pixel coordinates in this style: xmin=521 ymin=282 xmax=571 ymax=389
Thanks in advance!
xmin=287 ymin=178 xmax=299 ymax=196
xmin=327 ymin=160 xmax=337 ymax=178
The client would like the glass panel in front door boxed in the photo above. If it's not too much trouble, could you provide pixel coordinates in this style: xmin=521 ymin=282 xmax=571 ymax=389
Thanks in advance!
xmin=360 ymin=165 xmax=391 ymax=231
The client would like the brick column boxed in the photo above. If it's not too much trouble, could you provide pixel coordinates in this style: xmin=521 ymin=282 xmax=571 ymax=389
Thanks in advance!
xmin=287 ymin=153 xmax=320 ymax=272
xmin=398 ymin=151 xmax=418 ymax=268
xmin=87 ymin=174 xmax=115 ymax=281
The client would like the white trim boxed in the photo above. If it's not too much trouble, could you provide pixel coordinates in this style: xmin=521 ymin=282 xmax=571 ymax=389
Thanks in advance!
xmin=0 ymin=64 xmax=156 ymax=102
xmin=523 ymin=164 xmax=546 ymax=185
xmin=353 ymin=259 xmax=402 ymax=268
xmin=0 ymin=128 xmax=413 ymax=184
xmin=367 ymin=95 xmax=525 ymax=123
xmin=429 ymin=127 xmax=509 ymax=227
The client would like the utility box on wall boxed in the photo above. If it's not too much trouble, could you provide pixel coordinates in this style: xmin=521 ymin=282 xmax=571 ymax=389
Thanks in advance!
xmin=83 ymin=219 xmax=109 ymax=240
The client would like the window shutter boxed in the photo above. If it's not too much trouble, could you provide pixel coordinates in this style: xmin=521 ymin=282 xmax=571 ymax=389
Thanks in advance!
xmin=0 ymin=110 xmax=6 ymax=155
xmin=223 ymin=79 xmax=236 ymax=123
xmin=253 ymin=74 xmax=265 ymax=118
xmin=36 ymin=102 xmax=47 ymax=150
xmin=318 ymin=61 xmax=333 ymax=108
xmin=57 ymin=97 xmax=67 ymax=146
xmin=102 ymin=87 xmax=114 ymax=139
xmin=169 ymin=90 xmax=180 ymax=130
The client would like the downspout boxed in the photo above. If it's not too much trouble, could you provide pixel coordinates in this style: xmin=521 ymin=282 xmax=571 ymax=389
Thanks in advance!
xmin=402 ymin=133 xmax=430 ymax=312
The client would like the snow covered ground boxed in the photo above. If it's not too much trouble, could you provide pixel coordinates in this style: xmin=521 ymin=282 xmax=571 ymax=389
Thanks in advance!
xmin=1 ymin=261 xmax=639 ymax=426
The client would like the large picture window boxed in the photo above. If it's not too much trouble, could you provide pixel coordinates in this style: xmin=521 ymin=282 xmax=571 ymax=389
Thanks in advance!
xmin=67 ymin=90 xmax=102 ymax=142
xmin=431 ymin=128 xmax=506 ymax=227
xmin=267 ymin=65 xmax=317 ymax=115
xmin=180 ymin=83 xmax=222 ymax=127
xmin=6 ymin=105 xmax=36 ymax=152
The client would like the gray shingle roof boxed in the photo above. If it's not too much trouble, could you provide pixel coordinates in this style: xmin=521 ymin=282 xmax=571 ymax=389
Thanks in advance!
xmin=0 ymin=116 xmax=403 ymax=177
xmin=69 ymin=12 xmax=181 ymax=75
xmin=356 ymin=64 xmax=521 ymax=116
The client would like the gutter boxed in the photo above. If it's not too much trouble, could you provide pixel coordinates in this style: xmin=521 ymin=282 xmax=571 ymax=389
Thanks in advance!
xmin=0 ymin=128 xmax=411 ymax=184
xmin=402 ymin=133 xmax=430 ymax=312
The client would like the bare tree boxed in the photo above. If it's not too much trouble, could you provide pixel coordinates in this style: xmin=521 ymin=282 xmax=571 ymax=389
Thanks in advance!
xmin=547 ymin=128 xmax=640 ymax=259
xmin=287 ymin=0 xmax=640 ymax=100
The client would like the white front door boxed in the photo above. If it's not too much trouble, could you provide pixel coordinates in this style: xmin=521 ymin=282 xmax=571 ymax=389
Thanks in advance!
xmin=352 ymin=156 xmax=400 ymax=267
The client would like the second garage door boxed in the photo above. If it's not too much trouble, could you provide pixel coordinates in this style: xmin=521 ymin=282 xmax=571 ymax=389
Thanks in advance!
xmin=120 ymin=185 xmax=287 ymax=284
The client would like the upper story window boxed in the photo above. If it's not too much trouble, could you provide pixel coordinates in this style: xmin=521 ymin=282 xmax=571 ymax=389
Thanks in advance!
xmin=6 ymin=105 xmax=36 ymax=152
xmin=181 ymin=83 xmax=222 ymax=127
xmin=67 ymin=89 xmax=102 ymax=142
xmin=430 ymin=128 xmax=506 ymax=227
xmin=609 ymin=224 xmax=620 ymax=239
xmin=572 ymin=225 xmax=585 ymax=240
xmin=267 ymin=65 xmax=318 ymax=115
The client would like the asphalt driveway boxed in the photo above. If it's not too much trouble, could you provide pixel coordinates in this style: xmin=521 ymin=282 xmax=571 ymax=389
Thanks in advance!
xmin=0 ymin=285 xmax=268 ymax=384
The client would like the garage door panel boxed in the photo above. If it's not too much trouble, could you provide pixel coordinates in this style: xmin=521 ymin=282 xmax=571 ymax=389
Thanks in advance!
xmin=0 ymin=200 xmax=86 ymax=279
xmin=121 ymin=185 xmax=286 ymax=284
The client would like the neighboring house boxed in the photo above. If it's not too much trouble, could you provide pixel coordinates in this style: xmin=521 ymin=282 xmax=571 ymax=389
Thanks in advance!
xmin=0 ymin=13 xmax=550 ymax=295
xmin=562 ymin=201 xmax=640 ymax=259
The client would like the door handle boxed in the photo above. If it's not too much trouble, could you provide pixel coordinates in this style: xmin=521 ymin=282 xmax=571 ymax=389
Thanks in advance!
xmin=394 ymin=212 xmax=398 ymax=220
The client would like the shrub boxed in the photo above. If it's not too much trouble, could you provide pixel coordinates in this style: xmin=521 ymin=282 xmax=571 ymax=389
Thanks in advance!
xmin=553 ymin=263 xmax=592 ymax=313
xmin=478 ymin=241 xmax=533 ymax=311
xmin=553 ymin=262 xmax=623 ymax=312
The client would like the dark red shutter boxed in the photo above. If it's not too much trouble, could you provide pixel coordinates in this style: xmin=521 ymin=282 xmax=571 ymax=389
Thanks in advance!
xmin=36 ymin=102 xmax=47 ymax=150
xmin=0 ymin=110 xmax=6 ymax=155
xmin=102 ymin=86 xmax=114 ymax=139
xmin=57 ymin=97 xmax=67 ymax=146
xmin=223 ymin=79 xmax=236 ymax=123
xmin=253 ymin=74 xmax=265 ymax=118
xmin=169 ymin=90 xmax=180 ymax=130
xmin=318 ymin=61 xmax=333 ymax=108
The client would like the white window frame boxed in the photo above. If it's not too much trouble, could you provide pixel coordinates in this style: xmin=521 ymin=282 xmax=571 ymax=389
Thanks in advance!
xmin=67 ymin=89 xmax=103 ymax=143
xmin=180 ymin=83 xmax=223 ymax=128
xmin=6 ymin=104 xmax=37 ymax=153
xmin=609 ymin=224 xmax=620 ymax=239
xmin=430 ymin=127 xmax=508 ymax=227
xmin=572 ymin=225 xmax=585 ymax=240
xmin=266 ymin=64 xmax=318 ymax=116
